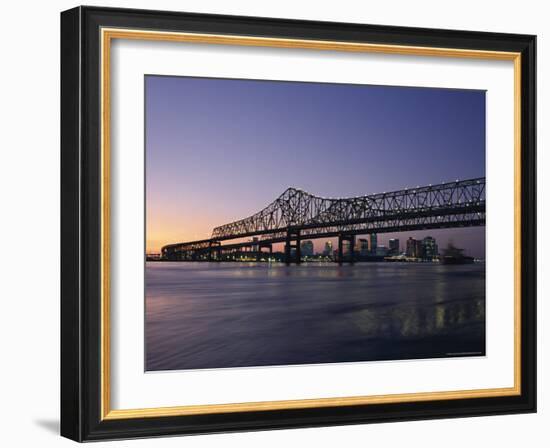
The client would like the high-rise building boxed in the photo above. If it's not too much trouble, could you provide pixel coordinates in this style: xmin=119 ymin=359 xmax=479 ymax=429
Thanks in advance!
xmin=323 ymin=241 xmax=333 ymax=257
xmin=388 ymin=238 xmax=400 ymax=255
xmin=369 ymin=234 xmax=378 ymax=254
xmin=251 ymin=236 xmax=259 ymax=252
xmin=301 ymin=240 xmax=314 ymax=257
xmin=406 ymin=237 xmax=415 ymax=257
xmin=422 ymin=236 xmax=438 ymax=260
xmin=406 ymin=237 xmax=423 ymax=258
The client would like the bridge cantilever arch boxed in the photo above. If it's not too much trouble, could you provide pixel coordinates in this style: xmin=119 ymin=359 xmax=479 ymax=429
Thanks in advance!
xmin=161 ymin=177 xmax=486 ymax=265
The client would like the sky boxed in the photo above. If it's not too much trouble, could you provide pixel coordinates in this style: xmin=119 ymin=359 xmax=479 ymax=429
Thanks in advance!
xmin=145 ymin=75 xmax=486 ymax=257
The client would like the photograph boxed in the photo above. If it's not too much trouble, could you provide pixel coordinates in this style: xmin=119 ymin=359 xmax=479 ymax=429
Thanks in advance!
xmin=57 ymin=4 xmax=538 ymax=442
xmin=145 ymin=75 xmax=487 ymax=371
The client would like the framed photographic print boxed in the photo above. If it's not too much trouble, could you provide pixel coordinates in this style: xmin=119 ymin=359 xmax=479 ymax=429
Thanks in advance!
xmin=60 ymin=6 xmax=536 ymax=442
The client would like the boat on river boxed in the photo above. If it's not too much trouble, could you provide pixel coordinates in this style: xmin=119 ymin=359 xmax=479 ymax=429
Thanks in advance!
xmin=441 ymin=243 xmax=474 ymax=265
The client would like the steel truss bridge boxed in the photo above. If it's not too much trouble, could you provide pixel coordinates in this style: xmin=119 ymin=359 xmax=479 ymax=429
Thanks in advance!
xmin=161 ymin=177 xmax=485 ymax=264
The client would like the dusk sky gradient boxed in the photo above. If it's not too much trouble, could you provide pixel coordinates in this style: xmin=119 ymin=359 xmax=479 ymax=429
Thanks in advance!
xmin=145 ymin=76 xmax=486 ymax=257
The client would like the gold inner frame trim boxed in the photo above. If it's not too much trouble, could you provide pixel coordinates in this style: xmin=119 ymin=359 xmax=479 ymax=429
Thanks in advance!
xmin=100 ymin=27 xmax=522 ymax=421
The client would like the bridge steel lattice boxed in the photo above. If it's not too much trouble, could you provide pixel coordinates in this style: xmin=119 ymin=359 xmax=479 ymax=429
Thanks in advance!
xmin=161 ymin=177 xmax=485 ymax=264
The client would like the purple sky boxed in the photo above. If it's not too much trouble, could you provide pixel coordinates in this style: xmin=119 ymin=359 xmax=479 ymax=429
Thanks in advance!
xmin=145 ymin=75 xmax=486 ymax=257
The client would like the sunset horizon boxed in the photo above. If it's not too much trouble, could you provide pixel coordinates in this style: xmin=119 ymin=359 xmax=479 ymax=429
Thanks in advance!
xmin=145 ymin=75 xmax=486 ymax=256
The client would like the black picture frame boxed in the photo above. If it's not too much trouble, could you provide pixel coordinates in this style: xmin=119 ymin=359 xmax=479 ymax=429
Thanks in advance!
xmin=61 ymin=5 xmax=536 ymax=442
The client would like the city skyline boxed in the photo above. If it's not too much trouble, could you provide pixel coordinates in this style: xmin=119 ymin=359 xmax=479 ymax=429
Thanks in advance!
xmin=195 ymin=229 xmax=480 ymax=260
xmin=251 ymin=232 xmax=473 ymax=259
xmin=146 ymin=75 xmax=486 ymax=257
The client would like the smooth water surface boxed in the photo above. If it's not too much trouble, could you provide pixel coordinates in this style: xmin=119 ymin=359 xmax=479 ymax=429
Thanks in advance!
xmin=145 ymin=262 xmax=485 ymax=371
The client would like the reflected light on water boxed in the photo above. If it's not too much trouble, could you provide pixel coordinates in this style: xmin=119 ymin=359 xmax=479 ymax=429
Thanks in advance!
xmin=145 ymin=262 xmax=485 ymax=371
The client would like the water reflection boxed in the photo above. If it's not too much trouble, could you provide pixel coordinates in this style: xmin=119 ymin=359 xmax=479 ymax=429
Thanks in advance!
xmin=145 ymin=262 xmax=485 ymax=371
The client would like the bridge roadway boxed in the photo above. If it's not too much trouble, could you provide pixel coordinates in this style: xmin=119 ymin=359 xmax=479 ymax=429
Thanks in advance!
xmin=161 ymin=177 xmax=485 ymax=264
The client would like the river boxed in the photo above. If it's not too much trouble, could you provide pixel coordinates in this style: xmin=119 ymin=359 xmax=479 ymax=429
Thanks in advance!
xmin=145 ymin=261 xmax=485 ymax=371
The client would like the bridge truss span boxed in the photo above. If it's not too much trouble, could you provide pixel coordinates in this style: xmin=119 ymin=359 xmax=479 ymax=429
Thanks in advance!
xmin=161 ymin=177 xmax=485 ymax=263
xmin=211 ymin=177 xmax=485 ymax=239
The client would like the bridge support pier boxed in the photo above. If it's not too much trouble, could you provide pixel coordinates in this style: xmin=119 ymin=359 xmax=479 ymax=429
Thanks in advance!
xmin=207 ymin=241 xmax=221 ymax=261
xmin=285 ymin=229 xmax=301 ymax=265
xmin=337 ymin=233 xmax=356 ymax=265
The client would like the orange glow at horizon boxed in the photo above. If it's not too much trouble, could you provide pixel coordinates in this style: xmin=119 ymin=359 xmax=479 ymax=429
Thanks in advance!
xmin=146 ymin=218 xmax=214 ymax=253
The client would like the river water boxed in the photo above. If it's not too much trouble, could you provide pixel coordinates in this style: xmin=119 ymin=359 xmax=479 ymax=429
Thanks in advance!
xmin=145 ymin=262 xmax=485 ymax=371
